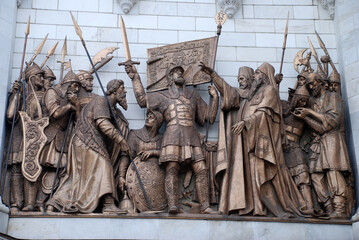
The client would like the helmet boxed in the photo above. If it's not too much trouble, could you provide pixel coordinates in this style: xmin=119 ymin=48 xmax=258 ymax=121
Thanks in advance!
xmin=43 ymin=66 xmax=56 ymax=79
xmin=24 ymin=62 xmax=43 ymax=80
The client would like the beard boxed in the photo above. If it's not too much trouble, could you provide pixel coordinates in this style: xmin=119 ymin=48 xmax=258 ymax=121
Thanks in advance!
xmin=248 ymin=77 xmax=263 ymax=100
xmin=310 ymin=86 xmax=321 ymax=97
xmin=173 ymin=76 xmax=185 ymax=85
xmin=117 ymin=92 xmax=128 ymax=110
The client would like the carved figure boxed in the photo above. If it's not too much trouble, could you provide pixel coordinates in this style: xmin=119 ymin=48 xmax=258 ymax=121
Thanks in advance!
xmin=125 ymin=64 xmax=218 ymax=214
xmin=126 ymin=110 xmax=166 ymax=212
xmin=46 ymin=80 xmax=130 ymax=214
xmin=283 ymin=85 xmax=316 ymax=215
xmin=292 ymin=73 xmax=352 ymax=218
xmin=6 ymin=62 xmax=48 ymax=213
xmin=202 ymin=63 xmax=306 ymax=217
xmin=36 ymin=71 xmax=80 ymax=212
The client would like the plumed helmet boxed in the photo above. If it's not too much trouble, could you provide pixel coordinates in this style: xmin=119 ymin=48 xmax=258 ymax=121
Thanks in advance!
xmin=329 ymin=70 xmax=341 ymax=84
xmin=43 ymin=66 xmax=56 ymax=79
xmin=77 ymin=70 xmax=93 ymax=82
xmin=62 ymin=70 xmax=80 ymax=85
xmin=24 ymin=62 xmax=43 ymax=81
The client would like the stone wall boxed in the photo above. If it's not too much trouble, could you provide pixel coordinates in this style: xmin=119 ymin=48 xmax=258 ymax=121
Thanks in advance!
xmin=0 ymin=0 xmax=18 ymax=175
xmin=334 ymin=0 xmax=359 ymax=205
xmin=10 ymin=0 xmax=337 ymax=141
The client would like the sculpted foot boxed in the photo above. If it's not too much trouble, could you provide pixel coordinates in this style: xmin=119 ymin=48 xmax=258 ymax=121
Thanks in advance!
xmin=168 ymin=206 xmax=178 ymax=214
xmin=201 ymin=207 xmax=217 ymax=214
xmin=22 ymin=204 xmax=35 ymax=212
xmin=10 ymin=207 xmax=20 ymax=215
xmin=102 ymin=204 xmax=127 ymax=214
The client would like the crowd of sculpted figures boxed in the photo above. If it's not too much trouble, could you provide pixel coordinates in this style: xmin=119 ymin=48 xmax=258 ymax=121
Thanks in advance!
xmin=1 ymin=17 xmax=355 ymax=220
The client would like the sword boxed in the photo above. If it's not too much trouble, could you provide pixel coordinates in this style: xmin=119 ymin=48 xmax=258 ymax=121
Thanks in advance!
xmin=41 ymin=41 xmax=59 ymax=68
xmin=118 ymin=16 xmax=140 ymax=67
xmin=1 ymin=16 xmax=30 ymax=197
xmin=70 ymin=12 xmax=152 ymax=211
xmin=28 ymin=33 xmax=48 ymax=66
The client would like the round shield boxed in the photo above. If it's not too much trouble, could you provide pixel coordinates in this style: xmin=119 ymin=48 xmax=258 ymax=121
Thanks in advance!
xmin=126 ymin=157 xmax=167 ymax=212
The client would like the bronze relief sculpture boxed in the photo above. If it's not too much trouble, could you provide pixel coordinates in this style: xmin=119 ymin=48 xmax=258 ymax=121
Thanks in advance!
xmin=0 ymin=13 xmax=355 ymax=222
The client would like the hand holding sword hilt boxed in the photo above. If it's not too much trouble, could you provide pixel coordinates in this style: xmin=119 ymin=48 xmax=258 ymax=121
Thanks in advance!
xmin=119 ymin=60 xmax=140 ymax=79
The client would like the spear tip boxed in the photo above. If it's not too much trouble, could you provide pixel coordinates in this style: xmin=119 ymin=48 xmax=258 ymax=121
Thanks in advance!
xmin=25 ymin=16 xmax=31 ymax=35
xmin=70 ymin=11 xmax=83 ymax=41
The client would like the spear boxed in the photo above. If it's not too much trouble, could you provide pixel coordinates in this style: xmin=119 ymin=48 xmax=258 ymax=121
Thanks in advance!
xmin=308 ymin=37 xmax=324 ymax=73
xmin=1 ymin=16 xmax=31 ymax=197
xmin=315 ymin=31 xmax=337 ymax=72
xmin=57 ymin=36 xmax=68 ymax=83
xmin=279 ymin=12 xmax=289 ymax=74
xmin=70 ymin=12 xmax=153 ymax=210
xmin=41 ymin=41 xmax=59 ymax=68
xmin=28 ymin=33 xmax=49 ymax=66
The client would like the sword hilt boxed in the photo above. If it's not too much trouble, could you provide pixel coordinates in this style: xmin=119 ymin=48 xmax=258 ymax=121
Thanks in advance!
xmin=118 ymin=60 xmax=140 ymax=66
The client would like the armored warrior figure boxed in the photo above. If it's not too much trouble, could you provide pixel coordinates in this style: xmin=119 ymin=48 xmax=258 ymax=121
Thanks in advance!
xmin=125 ymin=64 xmax=219 ymax=214
xmin=6 ymin=62 xmax=48 ymax=213
xmin=283 ymin=85 xmax=316 ymax=215
xmin=293 ymin=73 xmax=352 ymax=218
xmin=36 ymin=70 xmax=80 ymax=212
xmin=202 ymin=63 xmax=306 ymax=217
xmin=126 ymin=110 xmax=166 ymax=212
xmin=76 ymin=70 xmax=96 ymax=112
xmin=42 ymin=66 xmax=56 ymax=90
xmin=47 ymin=79 xmax=130 ymax=214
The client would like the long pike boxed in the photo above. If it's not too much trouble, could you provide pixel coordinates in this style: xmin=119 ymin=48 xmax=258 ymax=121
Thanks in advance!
xmin=308 ymin=37 xmax=324 ymax=73
xmin=70 ymin=12 xmax=152 ymax=210
xmin=41 ymin=41 xmax=59 ymax=68
xmin=1 ymin=16 xmax=31 ymax=197
xmin=28 ymin=33 xmax=48 ymax=66
xmin=279 ymin=12 xmax=289 ymax=74
xmin=315 ymin=31 xmax=337 ymax=72
xmin=58 ymin=36 xmax=67 ymax=83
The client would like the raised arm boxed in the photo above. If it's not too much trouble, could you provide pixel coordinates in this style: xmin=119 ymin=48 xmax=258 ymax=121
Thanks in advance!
xmin=125 ymin=65 xmax=147 ymax=108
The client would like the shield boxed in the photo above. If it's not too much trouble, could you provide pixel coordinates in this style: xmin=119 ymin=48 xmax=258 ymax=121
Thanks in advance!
xmin=146 ymin=36 xmax=218 ymax=92
xmin=126 ymin=157 xmax=167 ymax=212
xmin=19 ymin=111 xmax=49 ymax=182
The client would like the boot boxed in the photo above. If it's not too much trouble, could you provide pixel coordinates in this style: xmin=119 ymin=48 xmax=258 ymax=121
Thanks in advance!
xmin=10 ymin=170 xmax=24 ymax=212
xmin=165 ymin=166 xmax=179 ymax=214
xmin=195 ymin=169 xmax=217 ymax=214
xmin=22 ymin=179 xmax=38 ymax=212
xmin=36 ymin=190 xmax=48 ymax=213
xmin=331 ymin=196 xmax=347 ymax=219
xmin=323 ymin=198 xmax=334 ymax=217
xmin=102 ymin=194 xmax=126 ymax=214
xmin=299 ymin=185 xmax=316 ymax=215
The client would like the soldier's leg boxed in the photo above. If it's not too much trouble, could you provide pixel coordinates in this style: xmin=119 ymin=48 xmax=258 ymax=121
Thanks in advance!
xmin=102 ymin=193 xmax=126 ymax=214
xmin=165 ymin=161 xmax=180 ymax=214
xmin=311 ymin=172 xmax=332 ymax=215
xmin=23 ymin=179 xmax=39 ymax=212
xmin=294 ymin=167 xmax=315 ymax=213
xmin=192 ymin=160 xmax=216 ymax=214
xmin=10 ymin=164 xmax=23 ymax=214
xmin=327 ymin=170 xmax=348 ymax=218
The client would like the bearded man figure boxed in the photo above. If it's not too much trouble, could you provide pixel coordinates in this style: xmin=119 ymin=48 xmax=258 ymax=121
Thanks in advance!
xmin=202 ymin=62 xmax=306 ymax=217
xmin=293 ymin=73 xmax=352 ymax=218
xmin=46 ymin=79 xmax=130 ymax=214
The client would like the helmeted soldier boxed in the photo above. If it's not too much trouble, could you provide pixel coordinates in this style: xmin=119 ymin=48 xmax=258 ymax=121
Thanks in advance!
xmin=125 ymin=64 xmax=219 ymax=214
xmin=43 ymin=66 xmax=56 ymax=91
xmin=328 ymin=70 xmax=341 ymax=96
xmin=6 ymin=62 xmax=47 ymax=213
xmin=37 ymin=70 xmax=80 ymax=212
xmin=76 ymin=70 xmax=96 ymax=112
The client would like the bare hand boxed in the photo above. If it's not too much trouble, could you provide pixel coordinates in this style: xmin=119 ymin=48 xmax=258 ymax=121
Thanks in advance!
xmin=232 ymin=121 xmax=245 ymax=135
xmin=275 ymin=73 xmax=283 ymax=84
xmin=118 ymin=176 xmax=126 ymax=192
xmin=120 ymin=139 xmax=130 ymax=153
xmin=208 ymin=85 xmax=218 ymax=97
xmin=124 ymin=64 xmax=137 ymax=79
xmin=199 ymin=61 xmax=214 ymax=75
xmin=140 ymin=150 xmax=154 ymax=161
xmin=67 ymin=91 xmax=77 ymax=105
xmin=292 ymin=108 xmax=306 ymax=119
